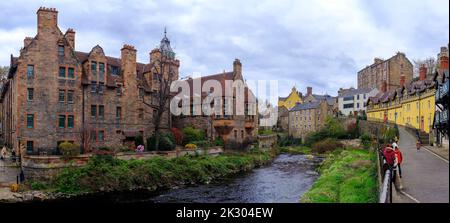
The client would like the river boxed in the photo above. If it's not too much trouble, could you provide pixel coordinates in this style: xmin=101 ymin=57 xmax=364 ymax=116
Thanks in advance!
xmin=45 ymin=153 xmax=323 ymax=203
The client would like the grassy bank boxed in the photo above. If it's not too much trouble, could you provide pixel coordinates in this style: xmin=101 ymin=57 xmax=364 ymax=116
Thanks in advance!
xmin=301 ymin=148 xmax=377 ymax=203
xmin=33 ymin=149 xmax=277 ymax=194
xmin=278 ymin=146 xmax=312 ymax=155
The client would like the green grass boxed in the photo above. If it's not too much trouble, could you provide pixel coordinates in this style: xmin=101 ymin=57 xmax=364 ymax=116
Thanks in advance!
xmin=46 ymin=149 xmax=276 ymax=194
xmin=301 ymin=148 xmax=377 ymax=203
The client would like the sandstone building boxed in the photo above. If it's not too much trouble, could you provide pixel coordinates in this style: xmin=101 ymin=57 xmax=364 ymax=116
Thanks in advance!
xmin=0 ymin=7 xmax=259 ymax=154
xmin=0 ymin=8 xmax=180 ymax=154
xmin=171 ymin=60 xmax=258 ymax=145
xmin=357 ymin=52 xmax=413 ymax=91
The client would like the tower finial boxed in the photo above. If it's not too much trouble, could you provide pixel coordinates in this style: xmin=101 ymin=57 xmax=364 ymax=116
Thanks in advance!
xmin=164 ymin=26 xmax=167 ymax=37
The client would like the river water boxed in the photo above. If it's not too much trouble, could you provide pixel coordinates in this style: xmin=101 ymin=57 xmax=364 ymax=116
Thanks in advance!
xmin=45 ymin=154 xmax=322 ymax=203
xmin=151 ymin=154 xmax=322 ymax=203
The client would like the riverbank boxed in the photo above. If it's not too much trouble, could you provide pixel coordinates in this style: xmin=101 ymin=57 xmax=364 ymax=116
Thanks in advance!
xmin=301 ymin=148 xmax=377 ymax=203
xmin=2 ymin=149 xmax=278 ymax=202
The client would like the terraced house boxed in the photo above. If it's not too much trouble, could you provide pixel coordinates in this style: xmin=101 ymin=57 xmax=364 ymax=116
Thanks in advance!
xmin=0 ymin=7 xmax=180 ymax=154
xmin=366 ymin=46 xmax=449 ymax=138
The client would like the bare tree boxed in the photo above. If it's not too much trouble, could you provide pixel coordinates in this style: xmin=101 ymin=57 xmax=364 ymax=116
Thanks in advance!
xmin=142 ymin=56 xmax=176 ymax=150
xmin=413 ymin=57 xmax=436 ymax=77
xmin=0 ymin=66 xmax=9 ymax=81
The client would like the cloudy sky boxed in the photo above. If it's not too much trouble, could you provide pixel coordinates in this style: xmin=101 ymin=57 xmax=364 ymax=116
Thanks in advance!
xmin=0 ymin=0 xmax=448 ymax=100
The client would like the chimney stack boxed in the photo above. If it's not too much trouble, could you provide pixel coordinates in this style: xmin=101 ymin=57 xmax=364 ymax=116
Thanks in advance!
xmin=380 ymin=81 xmax=387 ymax=93
xmin=306 ymin=86 xmax=312 ymax=97
xmin=121 ymin=44 xmax=137 ymax=85
xmin=419 ymin=64 xmax=427 ymax=81
xmin=65 ymin=28 xmax=75 ymax=49
xmin=23 ymin=37 xmax=33 ymax=47
xmin=37 ymin=7 xmax=58 ymax=35
xmin=400 ymin=75 xmax=406 ymax=87
xmin=374 ymin=58 xmax=383 ymax=64
xmin=233 ymin=58 xmax=242 ymax=76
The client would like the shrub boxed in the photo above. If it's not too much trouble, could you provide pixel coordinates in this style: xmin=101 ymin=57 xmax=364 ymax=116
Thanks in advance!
xmin=312 ymin=138 xmax=343 ymax=154
xmin=258 ymin=129 xmax=273 ymax=135
xmin=324 ymin=117 xmax=346 ymax=139
xmin=278 ymin=134 xmax=301 ymax=147
xmin=58 ymin=141 xmax=80 ymax=158
xmin=147 ymin=132 xmax=176 ymax=151
xmin=171 ymin=128 xmax=183 ymax=145
xmin=191 ymin=140 xmax=211 ymax=148
xmin=214 ymin=137 xmax=224 ymax=146
xmin=30 ymin=181 xmax=48 ymax=190
xmin=134 ymin=135 xmax=144 ymax=147
xmin=182 ymin=127 xmax=205 ymax=144
xmin=185 ymin=143 xmax=197 ymax=150
xmin=360 ymin=133 xmax=372 ymax=150
xmin=93 ymin=146 xmax=114 ymax=155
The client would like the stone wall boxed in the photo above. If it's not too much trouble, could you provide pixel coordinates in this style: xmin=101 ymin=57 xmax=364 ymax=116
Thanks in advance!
xmin=21 ymin=147 xmax=224 ymax=181
xmin=258 ymin=134 xmax=277 ymax=150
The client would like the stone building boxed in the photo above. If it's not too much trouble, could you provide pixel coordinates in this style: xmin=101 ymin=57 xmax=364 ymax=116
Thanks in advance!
xmin=0 ymin=7 xmax=178 ymax=154
xmin=172 ymin=59 xmax=258 ymax=144
xmin=357 ymin=52 xmax=413 ymax=91
xmin=288 ymin=99 xmax=333 ymax=141
xmin=337 ymin=87 xmax=379 ymax=116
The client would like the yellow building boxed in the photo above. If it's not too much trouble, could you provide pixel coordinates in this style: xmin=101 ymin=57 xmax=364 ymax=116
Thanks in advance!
xmin=367 ymin=72 xmax=436 ymax=133
xmin=278 ymin=86 xmax=303 ymax=110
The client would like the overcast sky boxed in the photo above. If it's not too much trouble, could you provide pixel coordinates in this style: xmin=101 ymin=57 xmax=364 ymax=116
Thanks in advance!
xmin=0 ymin=0 xmax=448 ymax=99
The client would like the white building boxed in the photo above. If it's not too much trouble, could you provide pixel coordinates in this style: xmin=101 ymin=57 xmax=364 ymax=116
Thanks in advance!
xmin=338 ymin=88 xmax=379 ymax=116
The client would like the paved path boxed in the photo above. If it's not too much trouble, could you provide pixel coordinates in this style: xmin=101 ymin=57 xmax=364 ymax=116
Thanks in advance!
xmin=393 ymin=127 xmax=449 ymax=203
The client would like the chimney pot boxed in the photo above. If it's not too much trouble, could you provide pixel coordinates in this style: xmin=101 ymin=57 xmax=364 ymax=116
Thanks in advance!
xmin=419 ymin=64 xmax=427 ymax=81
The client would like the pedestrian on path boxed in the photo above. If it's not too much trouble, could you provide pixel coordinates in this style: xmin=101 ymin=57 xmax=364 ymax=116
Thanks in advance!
xmin=416 ymin=139 xmax=422 ymax=151
xmin=1 ymin=146 xmax=7 ymax=160
xmin=392 ymin=141 xmax=403 ymax=178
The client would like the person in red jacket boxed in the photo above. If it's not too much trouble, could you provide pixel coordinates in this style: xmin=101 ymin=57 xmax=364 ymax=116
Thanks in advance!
xmin=393 ymin=142 xmax=403 ymax=178
xmin=383 ymin=145 xmax=398 ymax=168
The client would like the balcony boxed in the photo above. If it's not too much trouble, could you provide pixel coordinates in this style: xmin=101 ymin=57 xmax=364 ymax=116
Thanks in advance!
xmin=435 ymin=109 xmax=449 ymax=127
xmin=436 ymin=79 xmax=449 ymax=104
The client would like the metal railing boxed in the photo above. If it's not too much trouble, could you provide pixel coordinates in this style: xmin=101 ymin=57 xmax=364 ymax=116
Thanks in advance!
xmin=377 ymin=146 xmax=394 ymax=203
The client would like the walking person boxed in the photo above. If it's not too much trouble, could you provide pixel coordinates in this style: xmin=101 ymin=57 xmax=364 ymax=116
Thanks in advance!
xmin=393 ymin=141 xmax=403 ymax=178
xmin=1 ymin=145 xmax=7 ymax=160
xmin=416 ymin=139 xmax=422 ymax=151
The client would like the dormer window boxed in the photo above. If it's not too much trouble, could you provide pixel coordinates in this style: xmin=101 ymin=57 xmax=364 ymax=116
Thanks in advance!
xmin=58 ymin=45 xmax=64 ymax=56
xmin=91 ymin=61 xmax=97 ymax=75
xmin=99 ymin=62 xmax=105 ymax=79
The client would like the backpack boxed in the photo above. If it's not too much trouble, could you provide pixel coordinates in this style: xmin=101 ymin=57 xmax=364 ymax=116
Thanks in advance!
xmin=383 ymin=148 xmax=396 ymax=167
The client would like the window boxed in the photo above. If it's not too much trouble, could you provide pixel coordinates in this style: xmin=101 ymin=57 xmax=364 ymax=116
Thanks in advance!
xmin=139 ymin=88 xmax=144 ymax=99
xmin=59 ymin=90 xmax=65 ymax=102
xmin=27 ymin=88 xmax=34 ymax=101
xmin=98 ymin=105 xmax=104 ymax=118
xmin=27 ymin=65 xmax=34 ymax=78
xmin=116 ymin=107 xmax=121 ymax=119
xmin=111 ymin=66 xmax=119 ymax=76
xmin=58 ymin=115 xmax=65 ymax=128
xmin=357 ymin=94 xmax=360 ymax=100
xmin=343 ymin=103 xmax=354 ymax=109
xmin=241 ymin=130 xmax=244 ymax=139
xmin=26 ymin=141 xmax=34 ymax=153
xmin=98 ymin=82 xmax=104 ymax=94
xmin=59 ymin=67 xmax=66 ymax=78
xmin=98 ymin=130 xmax=105 ymax=142
xmin=58 ymin=45 xmax=64 ymax=56
xmin=68 ymin=67 xmax=75 ymax=79
xmin=90 ymin=130 xmax=97 ymax=142
xmin=116 ymin=86 xmax=122 ymax=96
xmin=91 ymin=105 xmax=97 ymax=118
xmin=91 ymin=82 xmax=97 ymax=93
xmin=99 ymin=63 xmax=105 ymax=78
xmin=343 ymin=96 xmax=353 ymax=101
xmin=27 ymin=114 xmax=34 ymax=128
xmin=91 ymin=61 xmax=97 ymax=75
xmin=67 ymin=90 xmax=74 ymax=103
xmin=363 ymin=94 xmax=366 ymax=99
xmin=68 ymin=115 xmax=74 ymax=128
xmin=234 ymin=130 xmax=237 ymax=139
xmin=138 ymin=108 xmax=144 ymax=119
xmin=357 ymin=103 xmax=360 ymax=108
